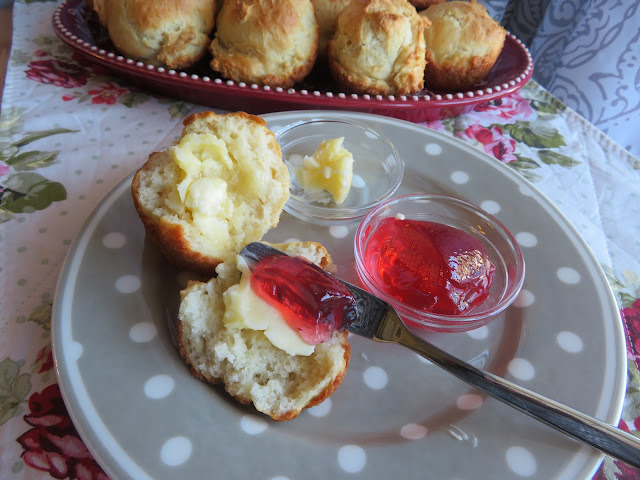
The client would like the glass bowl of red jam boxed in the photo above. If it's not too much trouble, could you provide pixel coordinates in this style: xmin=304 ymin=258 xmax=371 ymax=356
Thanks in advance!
xmin=275 ymin=117 xmax=403 ymax=226
xmin=354 ymin=193 xmax=525 ymax=332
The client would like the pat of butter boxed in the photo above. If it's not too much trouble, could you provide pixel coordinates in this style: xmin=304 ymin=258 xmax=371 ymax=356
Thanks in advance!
xmin=296 ymin=137 xmax=354 ymax=204
xmin=170 ymin=132 xmax=233 ymax=203
xmin=168 ymin=132 xmax=234 ymax=241
xmin=223 ymin=256 xmax=315 ymax=356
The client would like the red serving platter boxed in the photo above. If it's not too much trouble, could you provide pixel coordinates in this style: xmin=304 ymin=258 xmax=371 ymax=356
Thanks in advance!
xmin=53 ymin=0 xmax=534 ymax=122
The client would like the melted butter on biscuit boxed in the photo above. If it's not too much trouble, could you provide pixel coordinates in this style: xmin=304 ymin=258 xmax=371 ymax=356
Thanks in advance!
xmin=168 ymin=132 xmax=234 ymax=242
xmin=223 ymin=256 xmax=315 ymax=356
xmin=296 ymin=137 xmax=354 ymax=204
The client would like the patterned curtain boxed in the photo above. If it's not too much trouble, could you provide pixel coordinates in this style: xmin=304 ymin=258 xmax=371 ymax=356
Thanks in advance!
xmin=484 ymin=0 xmax=640 ymax=157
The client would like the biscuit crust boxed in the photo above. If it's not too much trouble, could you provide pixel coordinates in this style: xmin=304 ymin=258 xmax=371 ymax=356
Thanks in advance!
xmin=131 ymin=111 xmax=290 ymax=276
xmin=88 ymin=0 xmax=216 ymax=69
xmin=420 ymin=0 xmax=506 ymax=91
xmin=328 ymin=0 xmax=429 ymax=95
xmin=210 ymin=0 xmax=319 ymax=87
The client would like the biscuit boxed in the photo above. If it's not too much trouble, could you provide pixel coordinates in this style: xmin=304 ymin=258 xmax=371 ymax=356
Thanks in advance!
xmin=328 ymin=0 xmax=429 ymax=95
xmin=209 ymin=0 xmax=319 ymax=87
xmin=310 ymin=0 xmax=352 ymax=60
xmin=420 ymin=0 xmax=506 ymax=90
xmin=177 ymin=241 xmax=350 ymax=421
xmin=131 ymin=111 xmax=290 ymax=276
xmin=88 ymin=0 xmax=216 ymax=69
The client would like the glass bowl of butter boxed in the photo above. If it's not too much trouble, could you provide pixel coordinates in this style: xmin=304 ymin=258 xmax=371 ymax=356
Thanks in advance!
xmin=275 ymin=117 xmax=404 ymax=225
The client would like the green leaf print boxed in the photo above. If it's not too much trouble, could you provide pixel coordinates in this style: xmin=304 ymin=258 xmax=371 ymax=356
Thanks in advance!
xmin=508 ymin=156 xmax=543 ymax=182
xmin=167 ymin=102 xmax=193 ymax=119
xmin=538 ymin=150 xmax=580 ymax=168
xmin=11 ymin=128 xmax=77 ymax=147
xmin=9 ymin=49 xmax=31 ymax=67
xmin=32 ymin=36 xmax=57 ymax=46
xmin=0 ymin=144 xmax=19 ymax=162
xmin=0 ymin=358 xmax=32 ymax=425
xmin=5 ymin=150 xmax=59 ymax=171
xmin=120 ymin=92 xmax=150 ymax=108
xmin=499 ymin=122 xmax=567 ymax=149
xmin=529 ymin=98 xmax=567 ymax=115
xmin=1 ymin=172 xmax=67 ymax=213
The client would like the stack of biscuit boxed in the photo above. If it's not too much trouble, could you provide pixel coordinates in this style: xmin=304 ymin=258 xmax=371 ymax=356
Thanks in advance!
xmin=89 ymin=0 xmax=506 ymax=94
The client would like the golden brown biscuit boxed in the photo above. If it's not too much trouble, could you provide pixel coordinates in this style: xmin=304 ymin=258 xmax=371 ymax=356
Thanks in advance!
xmin=131 ymin=111 xmax=290 ymax=276
xmin=328 ymin=0 xmax=429 ymax=96
xmin=177 ymin=241 xmax=351 ymax=421
xmin=310 ymin=0 xmax=352 ymax=60
xmin=209 ymin=0 xmax=319 ymax=88
xmin=88 ymin=0 xmax=216 ymax=69
xmin=420 ymin=0 xmax=506 ymax=90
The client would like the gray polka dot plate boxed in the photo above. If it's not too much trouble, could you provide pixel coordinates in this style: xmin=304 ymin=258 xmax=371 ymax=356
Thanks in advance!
xmin=52 ymin=111 xmax=626 ymax=480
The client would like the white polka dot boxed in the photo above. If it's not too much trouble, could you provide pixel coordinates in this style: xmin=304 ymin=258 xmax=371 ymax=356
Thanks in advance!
xmin=507 ymin=358 xmax=535 ymax=381
xmin=102 ymin=232 xmax=126 ymax=249
xmin=329 ymin=225 xmax=349 ymax=239
xmin=307 ymin=398 xmax=332 ymax=417
xmin=240 ymin=415 xmax=268 ymax=435
xmin=516 ymin=232 xmax=538 ymax=248
xmin=425 ymin=143 xmax=442 ymax=155
xmin=70 ymin=342 xmax=83 ymax=361
xmin=480 ymin=200 xmax=501 ymax=214
xmin=337 ymin=445 xmax=366 ymax=473
xmin=506 ymin=446 xmax=537 ymax=477
xmin=363 ymin=366 xmax=388 ymax=390
xmin=129 ymin=322 xmax=157 ymax=343
xmin=351 ymin=174 xmax=365 ymax=188
xmin=400 ymin=423 xmax=428 ymax=440
xmin=513 ymin=289 xmax=535 ymax=308
xmin=466 ymin=325 xmax=489 ymax=340
xmin=160 ymin=436 xmax=192 ymax=466
xmin=144 ymin=375 xmax=175 ymax=399
xmin=556 ymin=331 xmax=584 ymax=353
xmin=456 ymin=393 xmax=483 ymax=410
xmin=557 ymin=267 xmax=581 ymax=284
xmin=115 ymin=274 xmax=141 ymax=293
xmin=451 ymin=171 xmax=470 ymax=184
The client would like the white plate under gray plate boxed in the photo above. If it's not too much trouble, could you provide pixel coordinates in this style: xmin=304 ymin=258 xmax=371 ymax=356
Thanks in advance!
xmin=52 ymin=111 xmax=627 ymax=480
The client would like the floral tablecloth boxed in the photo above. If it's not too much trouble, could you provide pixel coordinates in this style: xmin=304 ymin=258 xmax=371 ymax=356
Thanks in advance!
xmin=1 ymin=1 xmax=640 ymax=480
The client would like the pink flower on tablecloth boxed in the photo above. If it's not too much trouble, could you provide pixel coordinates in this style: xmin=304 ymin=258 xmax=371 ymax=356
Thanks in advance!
xmin=422 ymin=119 xmax=447 ymax=132
xmin=17 ymin=384 xmax=108 ymax=480
xmin=458 ymin=124 xmax=518 ymax=163
xmin=0 ymin=163 xmax=9 ymax=177
xmin=87 ymin=82 xmax=127 ymax=105
xmin=622 ymin=297 xmax=640 ymax=358
xmin=25 ymin=60 xmax=88 ymax=89
xmin=35 ymin=346 xmax=54 ymax=373
xmin=468 ymin=92 xmax=534 ymax=124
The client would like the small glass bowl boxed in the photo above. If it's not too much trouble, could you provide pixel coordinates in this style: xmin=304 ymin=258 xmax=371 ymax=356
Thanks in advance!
xmin=354 ymin=194 xmax=525 ymax=332
xmin=275 ymin=118 xmax=403 ymax=225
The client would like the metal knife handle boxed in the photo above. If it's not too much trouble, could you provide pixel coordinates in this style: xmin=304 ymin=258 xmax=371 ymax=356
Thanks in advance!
xmin=377 ymin=311 xmax=640 ymax=469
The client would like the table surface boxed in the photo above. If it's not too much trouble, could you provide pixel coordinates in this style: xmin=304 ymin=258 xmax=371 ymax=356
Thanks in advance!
xmin=1 ymin=2 xmax=640 ymax=480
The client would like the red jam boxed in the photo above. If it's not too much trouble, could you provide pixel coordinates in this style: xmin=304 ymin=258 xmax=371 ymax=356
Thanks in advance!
xmin=364 ymin=217 xmax=495 ymax=315
xmin=250 ymin=255 xmax=357 ymax=345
